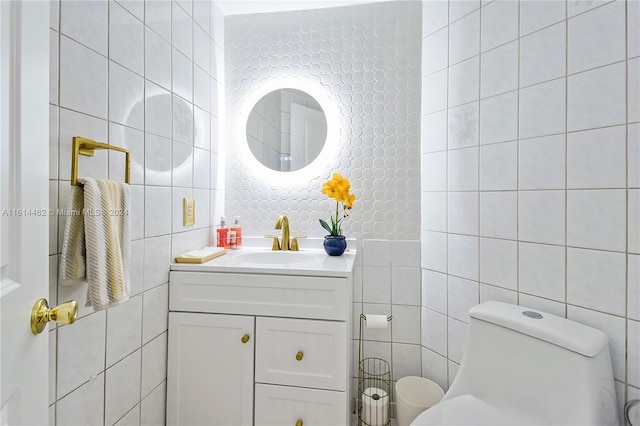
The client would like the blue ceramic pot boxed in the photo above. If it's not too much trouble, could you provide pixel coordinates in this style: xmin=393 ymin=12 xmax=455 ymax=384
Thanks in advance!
xmin=323 ymin=235 xmax=347 ymax=256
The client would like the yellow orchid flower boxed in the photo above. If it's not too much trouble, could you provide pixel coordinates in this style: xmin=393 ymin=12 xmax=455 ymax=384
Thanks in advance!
xmin=319 ymin=173 xmax=356 ymax=236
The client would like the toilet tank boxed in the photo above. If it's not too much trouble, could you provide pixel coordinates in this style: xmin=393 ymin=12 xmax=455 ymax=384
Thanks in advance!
xmin=446 ymin=301 xmax=618 ymax=426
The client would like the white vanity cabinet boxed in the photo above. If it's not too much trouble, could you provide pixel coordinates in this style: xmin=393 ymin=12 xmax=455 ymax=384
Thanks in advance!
xmin=167 ymin=251 xmax=354 ymax=426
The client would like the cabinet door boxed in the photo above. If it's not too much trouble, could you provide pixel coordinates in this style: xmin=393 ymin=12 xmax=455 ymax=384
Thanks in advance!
xmin=255 ymin=384 xmax=348 ymax=426
xmin=167 ymin=312 xmax=254 ymax=426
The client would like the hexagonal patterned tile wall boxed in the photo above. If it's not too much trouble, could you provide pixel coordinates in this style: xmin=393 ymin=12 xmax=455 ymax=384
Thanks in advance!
xmin=225 ymin=1 xmax=422 ymax=240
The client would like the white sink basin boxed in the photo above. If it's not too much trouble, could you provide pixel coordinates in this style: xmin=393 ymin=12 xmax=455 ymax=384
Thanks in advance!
xmin=235 ymin=251 xmax=316 ymax=265
xmin=171 ymin=244 xmax=356 ymax=276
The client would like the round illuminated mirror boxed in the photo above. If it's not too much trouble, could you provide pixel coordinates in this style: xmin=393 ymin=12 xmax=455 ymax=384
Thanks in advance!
xmin=246 ymin=88 xmax=327 ymax=172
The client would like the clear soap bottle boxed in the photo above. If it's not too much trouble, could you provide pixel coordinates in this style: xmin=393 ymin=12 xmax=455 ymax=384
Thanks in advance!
xmin=230 ymin=216 xmax=242 ymax=249
xmin=216 ymin=216 xmax=230 ymax=249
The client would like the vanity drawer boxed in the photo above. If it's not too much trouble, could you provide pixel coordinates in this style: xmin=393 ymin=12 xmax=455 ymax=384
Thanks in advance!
xmin=169 ymin=271 xmax=348 ymax=320
xmin=254 ymin=384 xmax=347 ymax=426
xmin=255 ymin=317 xmax=347 ymax=391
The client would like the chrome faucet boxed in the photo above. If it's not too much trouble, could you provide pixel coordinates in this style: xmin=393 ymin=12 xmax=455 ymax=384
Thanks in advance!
xmin=274 ymin=215 xmax=290 ymax=251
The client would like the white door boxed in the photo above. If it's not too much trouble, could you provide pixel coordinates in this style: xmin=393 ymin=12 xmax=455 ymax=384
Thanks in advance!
xmin=0 ymin=1 xmax=50 ymax=424
xmin=290 ymin=103 xmax=326 ymax=171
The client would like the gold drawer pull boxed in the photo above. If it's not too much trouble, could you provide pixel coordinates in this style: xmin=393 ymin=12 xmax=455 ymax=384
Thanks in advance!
xmin=241 ymin=334 xmax=250 ymax=344
xmin=296 ymin=351 xmax=304 ymax=361
xmin=295 ymin=420 xmax=303 ymax=426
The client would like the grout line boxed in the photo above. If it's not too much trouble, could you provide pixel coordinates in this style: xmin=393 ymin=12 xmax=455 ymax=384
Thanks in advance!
xmin=515 ymin=0 xmax=521 ymax=307
xmin=476 ymin=0 xmax=483 ymax=310
xmin=444 ymin=0 xmax=451 ymax=389
xmin=624 ymin=0 xmax=630 ymax=404
xmin=564 ymin=0 xmax=569 ymax=318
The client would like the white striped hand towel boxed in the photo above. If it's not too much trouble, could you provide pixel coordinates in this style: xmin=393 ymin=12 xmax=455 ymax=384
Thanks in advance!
xmin=59 ymin=186 xmax=85 ymax=281
xmin=59 ymin=178 xmax=131 ymax=310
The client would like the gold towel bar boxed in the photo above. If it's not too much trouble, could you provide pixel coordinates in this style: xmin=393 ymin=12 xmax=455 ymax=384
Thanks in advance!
xmin=71 ymin=136 xmax=130 ymax=186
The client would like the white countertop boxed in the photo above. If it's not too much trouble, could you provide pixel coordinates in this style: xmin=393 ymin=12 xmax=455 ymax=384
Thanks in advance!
xmin=171 ymin=246 xmax=357 ymax=277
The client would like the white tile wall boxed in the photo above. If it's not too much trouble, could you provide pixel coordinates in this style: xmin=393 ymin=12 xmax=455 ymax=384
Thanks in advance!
xmin=422 ymin=111 xmax=448 ymax=153
xmin=448 ymin=147 xmax=478 ymax=191
xmin=479 ymin=238 xmax=517 ymax=290
xmin=422 ymin=270 xmax=447 ymax=314
xmin=519 ymin=135 xmax=566 ymax=189
xmin=480 ymin=41 xmax=518 ymax=98
xmin=567 ymin=0 xmax=625 ymax=74
xmin=479 ymin=141 xmax=517 ymax=190
xmin=449 ymin=11 xmax=479 ymax=64
xmin=567 ymin=62 xmax=627 ymax=132
xmin=421 ymin=347 xmax=448 ymax=391
xmin=56 ymin=374 xmax=104 ymax=426
xmin=422 ymin=310 xmax=447 ymax=356
xmin=519 ymin=190 xmax=566 ymax=245
xmin=520 ymin=22 xmax=565 ymax=87
xmin=423 ymin=27 xmax=448 ymax=76
xmin=44 ymin=1 xmax=640 ymax=422
xmin=518 ymin=243 xmax=565 ymax=301
xmin=105 ymin=350 xmax=141 ymax=425
xmin=629 ymin=255 xmax=640 ymax=321
xmin=423 ymin=152 xmax=448 ymax=192
xmin=448 ymin=192 xmax=478 ymax=235
xmin=60 ymin=0 xmax=108 ymax=55
xmin=109 ymin=2 xmax=143 ymax=75
xmin=449 ymin=57 xmax=480 ymax=107
xmin=105 ymin=295 xmax=143 ymax=367
xmin=423 ymin=0 xmax=448 ymax=36
xmin=479 ymin=91 xmax=517 ymax=144
xmin=225 ymin=2 xmax=421 ymax=240
xmin=49 ymin=1 xmax=224 ymax=424
xmin=629 ymin=58 xmax=640 ymax=123
xmin=140 ymin=383 xmax=166 ymax=425
xmin=479 ymin=191 xmax=517 ymax=240
xmin=480 ymin=0 xmax=518 ymax=52
xmin=519 ymin=78 xmax=566 ymax=139
xmin=449 ymin=0 xmax=479 ymax=23
xmin=448 ymin=102 xmax=479 ymax=147
xmin=448 ymin=234 xmax=479 ymax=280
xmin=424 ymin=69 xmax=449 ymax=116
xmin=447 ymin=276 xmax=479 ymax=322
xmin=567 ymin=248 xmax=626 ymax=316
xmin=60 ymin=36 xmax=108 ymax=119
xmin=567 ymin=189 xmax=626 ymax=251
xmin=56 ymin=312 xmax=106 ymax=398
xmin=421 ymin=0 xmax=638 ymax=414
xmin=479 ymin=283 xmax=517 ymax=305
xmin=422 ymin=231 xmax=448 ymax=273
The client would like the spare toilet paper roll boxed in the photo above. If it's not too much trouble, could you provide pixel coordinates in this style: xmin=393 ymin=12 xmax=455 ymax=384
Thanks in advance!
xmin=365 ymin=314 xmax=388 ymax=329
xmin=362 ymin=387 xmax=389 ymax=426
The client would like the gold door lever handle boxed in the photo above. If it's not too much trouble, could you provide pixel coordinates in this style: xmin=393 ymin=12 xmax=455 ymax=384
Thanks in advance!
xmin=31 ymin=298 xmax=78 ymax=334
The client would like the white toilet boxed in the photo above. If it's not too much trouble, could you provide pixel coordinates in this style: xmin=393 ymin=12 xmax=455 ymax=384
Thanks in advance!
xmin=411 ymin=301 xmax=618 ymax=426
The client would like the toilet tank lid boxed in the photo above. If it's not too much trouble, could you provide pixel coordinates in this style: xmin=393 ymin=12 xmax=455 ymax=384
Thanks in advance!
xmin=469 ymin=301 xmax=609 ymax=357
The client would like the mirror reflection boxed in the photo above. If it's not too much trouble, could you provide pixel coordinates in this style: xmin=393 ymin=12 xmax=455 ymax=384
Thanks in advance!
xmin=246 ymin=88 xmax=327 ymax=172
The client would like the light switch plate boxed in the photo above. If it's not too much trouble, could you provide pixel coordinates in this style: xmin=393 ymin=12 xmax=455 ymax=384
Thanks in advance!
xmin=183 ymin=198 xmax=195 ymax=226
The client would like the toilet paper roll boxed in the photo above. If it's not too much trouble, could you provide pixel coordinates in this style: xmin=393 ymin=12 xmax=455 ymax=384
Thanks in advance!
xmin=362 ymin=387 xmax=389 ymax=426
xmin=365 ymin=314 xmax=388 ymax=329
